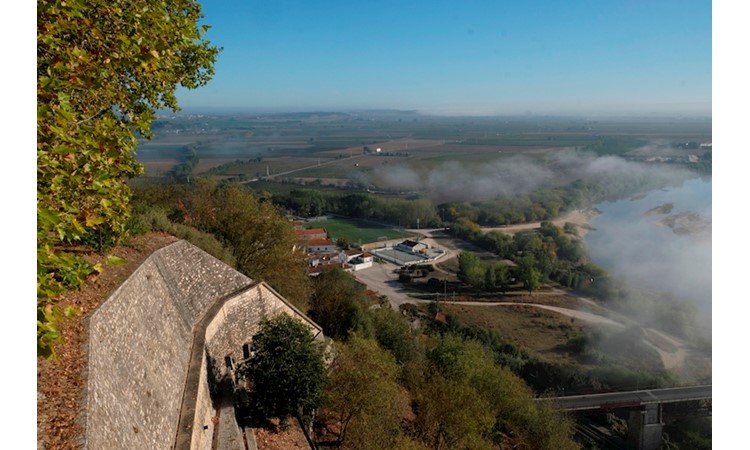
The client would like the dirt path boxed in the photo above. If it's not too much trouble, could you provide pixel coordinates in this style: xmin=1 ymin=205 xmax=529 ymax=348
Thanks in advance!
xmin=481 ymin=208 xmax=601 ymax=238
xmin=416 ymin=299 xmax=626 ymax=328
xmin=433 ymin=299 xmax=689 ymax=371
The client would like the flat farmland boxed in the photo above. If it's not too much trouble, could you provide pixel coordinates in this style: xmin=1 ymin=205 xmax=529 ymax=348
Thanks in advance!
xmin=408 ymin=143 xmax=558 ymax=155
xmin=317 ymin=138 xmax=445 ymax=156
xmin=140 ymin=159 xmax=178 ymax=177
xmin=290 ymin=154 xmax=408 ymax=179
xmin=135 ymin=114 xmax=710 ymax=196
xmin=136 ymin=143 xmax=185 ymax=160
xmin=205 ymin=156 xmax=335 ymax=177
xmin=287 ymin=141 xmax=563 ymax=181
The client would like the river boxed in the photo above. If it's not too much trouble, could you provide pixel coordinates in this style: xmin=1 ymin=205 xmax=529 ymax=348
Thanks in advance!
xmin=584 ymin=177 xmax=712 ymax=321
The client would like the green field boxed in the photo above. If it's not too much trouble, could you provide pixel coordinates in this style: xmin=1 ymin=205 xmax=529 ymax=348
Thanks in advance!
xmin=306 ymin=217 xmax=412 ymax=244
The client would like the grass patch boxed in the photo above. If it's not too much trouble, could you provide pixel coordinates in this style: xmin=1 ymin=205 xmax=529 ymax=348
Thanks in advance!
xmin=307 ymin=217 xmax=412 ymax=244
xmin=440 ymin=304 xmax=590 ymax=366
xmin=440 ymin=303 xmax=665 ymax=372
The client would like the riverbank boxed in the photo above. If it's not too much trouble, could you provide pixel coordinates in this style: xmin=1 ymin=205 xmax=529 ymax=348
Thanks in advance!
xmin=480 ymin=207 xmax=601 ymax=238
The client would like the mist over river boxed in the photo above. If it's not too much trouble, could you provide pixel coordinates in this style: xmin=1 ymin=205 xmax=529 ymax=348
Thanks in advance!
xmin=584 ymin=177 xmax=712 ymax=323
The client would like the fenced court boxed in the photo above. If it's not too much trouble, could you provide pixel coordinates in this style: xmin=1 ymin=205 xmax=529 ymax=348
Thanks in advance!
xmin=370 ymin=247 xmax=430 ymax=266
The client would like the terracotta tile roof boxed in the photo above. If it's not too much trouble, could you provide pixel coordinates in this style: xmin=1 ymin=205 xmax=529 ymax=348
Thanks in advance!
xmin=307 ymin=238 xmax=335 ymax=246
xmin=294 ymin=228 xmax=327 ymax=236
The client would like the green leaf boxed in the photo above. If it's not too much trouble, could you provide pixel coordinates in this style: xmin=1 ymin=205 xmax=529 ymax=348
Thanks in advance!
xmin=106 ymin=255 xmax=127 ymax=266
xmin=63 ymin=306 xmax=80 ymax=318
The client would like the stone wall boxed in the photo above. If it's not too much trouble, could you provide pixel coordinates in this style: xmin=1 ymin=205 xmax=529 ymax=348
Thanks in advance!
xmin=204 ymin=283 xmax=323 ymax=381
xmin=188 ymin=350 xmax=215 ymax=450
xmin=83 ymin=240 xmax=322 ymax=450
xmin=85 ymin=257 xmax=192 ymax=450
xmin=83 ymin=241 xmax=252 ymax=450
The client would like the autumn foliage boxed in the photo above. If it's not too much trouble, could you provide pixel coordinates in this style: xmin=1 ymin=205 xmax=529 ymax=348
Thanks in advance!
xmin=37 ymin=0 xmax=219 ymax=357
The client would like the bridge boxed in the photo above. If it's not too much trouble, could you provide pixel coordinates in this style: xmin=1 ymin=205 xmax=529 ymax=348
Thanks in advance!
xmin=538 ymin=385 xmax=711 ymax=450
xmin=549 ymin=385 xmax=711 ymax=412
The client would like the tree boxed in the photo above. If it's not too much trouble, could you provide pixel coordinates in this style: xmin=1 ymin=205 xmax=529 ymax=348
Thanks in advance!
xmin=516 ymin=256 xmax=543 ymax=293
xmin=411 ymin=336 xmax=499 ymax=449
xmin=237 ymin=315 xmax=327 ymax=424
xmin=309 ymin=268 xmax=371 ymax=340
xmin=37 ymin=0 xmax=219 ymax=357
xmin=483 ymin=264 xmax=496 ymax=291
xmin=457 ymin=251 xmax=484 ymax=288
xmin=324 ymin=335 xmax=405 ymax=449
xmin=369 ymin=306 xmax=420 ymax=365
xmin=336 ymin=236 xmax=351 ymax=249
xmin=181 ymin=181 xmax=312 ymax=307
xmin=417 ymin=334 xmax=579 ymax=450
xmin=494 ymin=264 xmax=511 ymax=294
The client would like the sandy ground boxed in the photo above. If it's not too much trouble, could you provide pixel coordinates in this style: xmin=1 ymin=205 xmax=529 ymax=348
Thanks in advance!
xmin=480 ymin=208 xmax=601 ymax=238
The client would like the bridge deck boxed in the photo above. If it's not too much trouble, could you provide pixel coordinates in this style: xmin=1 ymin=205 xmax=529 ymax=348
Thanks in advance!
xmin=540 ymin=385 xmax=712 ymax=411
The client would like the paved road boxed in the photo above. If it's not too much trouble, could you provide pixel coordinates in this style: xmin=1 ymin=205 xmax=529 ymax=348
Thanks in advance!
xmin=353 ymin=261 xmax=625 ymax=327
xmin=353 ymin=261 xmax=414 ymax=307
xmin=545 ymin=385 xmax=712 ymax=411
xmin=354 ymin=230 xmax=691 ymax=372
xmin=242 ymin=154 xmax=366 ymax=183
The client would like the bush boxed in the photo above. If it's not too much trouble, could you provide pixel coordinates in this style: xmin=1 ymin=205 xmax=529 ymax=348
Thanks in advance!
xmin=236 ymin=315 xmax=327 ymax=423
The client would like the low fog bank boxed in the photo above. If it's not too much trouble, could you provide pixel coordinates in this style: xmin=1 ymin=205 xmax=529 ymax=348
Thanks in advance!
xmin=367 ymin=147 xmax=696 ymax=203
xmin=370 ymin=147 xmax=711 ymax=365
xmin=586 ymin=176 xmax=712 ymax=344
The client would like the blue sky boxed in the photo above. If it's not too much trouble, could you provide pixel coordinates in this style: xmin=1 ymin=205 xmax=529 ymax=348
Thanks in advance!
xmin=177 ymin=0 xmax=712 ymax=115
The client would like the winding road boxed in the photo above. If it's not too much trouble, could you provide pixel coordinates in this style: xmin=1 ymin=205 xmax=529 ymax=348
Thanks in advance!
xmin=353 ymin=256 xmax=690 ymax=372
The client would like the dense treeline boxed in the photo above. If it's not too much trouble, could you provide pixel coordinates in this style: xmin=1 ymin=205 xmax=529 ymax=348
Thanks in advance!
xmin=279 ymin=188 xmax=440 ymax=229
xmin=438 ymin=171 xmax=694 ymax=227
xmin=170 ymin=145 xmax=200 ymax=182
xmin=272 ymin=167 xmax=697 ymax=233
xmin=451 ymin=220 xmax=608 ymax=294
xmin=439 ymin=184 xmax=587 ymax=226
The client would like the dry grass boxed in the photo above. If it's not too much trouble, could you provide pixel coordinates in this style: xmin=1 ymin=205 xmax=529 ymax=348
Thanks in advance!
xmin=255 ymin=419 xmax=310 ymax=450
xmin=440 ymin=303 xmax=590 ymax=365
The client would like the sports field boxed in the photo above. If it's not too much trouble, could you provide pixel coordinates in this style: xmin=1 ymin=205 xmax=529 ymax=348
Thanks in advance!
xmin=306 ymin=217 xmax=412 ymax=245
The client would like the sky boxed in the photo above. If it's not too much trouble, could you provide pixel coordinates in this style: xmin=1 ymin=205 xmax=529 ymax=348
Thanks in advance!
xmin=177 ymin=0 xmax=712 ymax=115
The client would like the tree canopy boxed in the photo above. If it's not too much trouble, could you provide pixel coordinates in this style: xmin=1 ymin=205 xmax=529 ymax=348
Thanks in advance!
xmin=324 ymin=335 xmax=405 ymax=449
xmin=309 ymin=268 xmax=371 ymax=340
xmin=172 ymin=180 xmax=312 ymax=306
xmin=37 ymin=0 xmax=219 ymax=357
xmin=237 ymin=314 xmax=327 ymax=423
